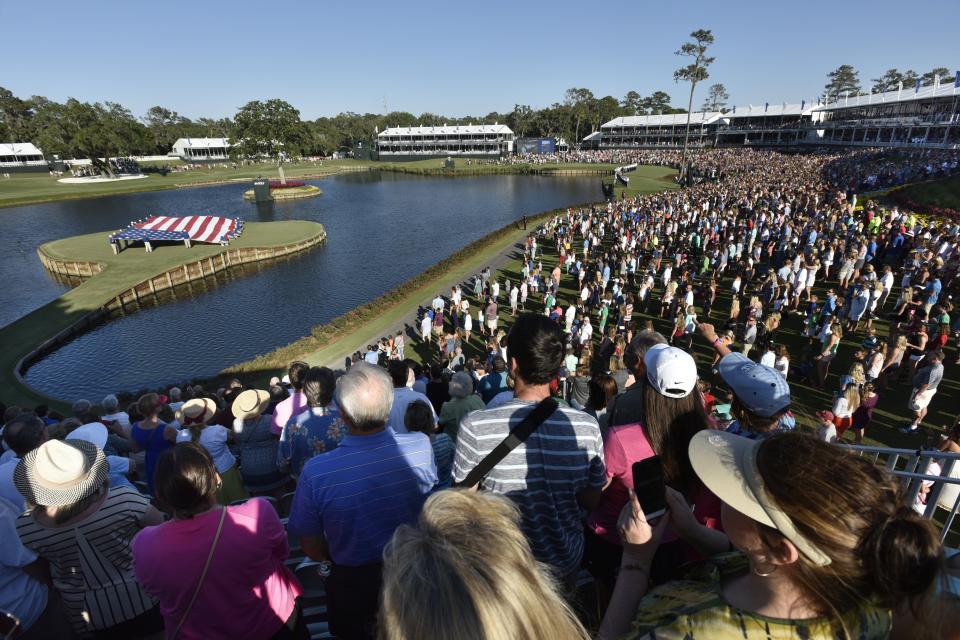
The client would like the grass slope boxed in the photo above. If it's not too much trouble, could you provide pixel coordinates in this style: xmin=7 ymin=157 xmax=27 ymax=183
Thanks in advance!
xmin=1 ymin=220 xmax=324 ymax=408
xmin=899 ymin=176 xmax=960 ymax=211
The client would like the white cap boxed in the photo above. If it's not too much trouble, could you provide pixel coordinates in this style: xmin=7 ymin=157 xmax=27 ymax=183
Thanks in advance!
xmin=66 ymin=422 xmax=108 ymax=450
xmin=643 ymin=344 xmax=698 ymax=398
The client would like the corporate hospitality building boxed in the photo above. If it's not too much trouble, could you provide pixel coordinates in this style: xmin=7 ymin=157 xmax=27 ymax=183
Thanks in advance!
xmin=0 ymin=142 xmax=47 ymax=172
xmin=376 ymin=124 xmax=515 ymax=160
xmin=170 ymin=137 xmax=232 ymax=162
xmin=595 ymin=80 xmax=960 ymax=150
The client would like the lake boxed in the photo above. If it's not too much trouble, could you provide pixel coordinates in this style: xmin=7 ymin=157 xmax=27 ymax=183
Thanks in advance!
xmin=0 ymin=172 xmax=601 ymax=399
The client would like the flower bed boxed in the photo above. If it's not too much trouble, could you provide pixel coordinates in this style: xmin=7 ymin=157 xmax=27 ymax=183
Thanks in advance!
xmin=269 ymin=180 xmax=306 ymax=189
xmin=890 ymin=189 xmax=960 ymax=221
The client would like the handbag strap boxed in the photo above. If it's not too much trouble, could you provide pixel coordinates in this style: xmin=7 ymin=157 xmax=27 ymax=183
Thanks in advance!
xmin=174 ymin=506 xmax=227 ymax=639
xmin=457 ymin=397 xmax=558 ymax=489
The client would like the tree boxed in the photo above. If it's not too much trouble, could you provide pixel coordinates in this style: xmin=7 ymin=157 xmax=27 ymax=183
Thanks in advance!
xmin=143 ymin=106 xmax=193 ymax=154
xmin=824 ymin=65 xmax=861 ymax=100
xmin=921 ymin=67 xmax=954 ymax=86
xmin=674 ymin=28 xmax=715 ymax=176
xmin=0 ymin=87 xmax=33 ymax=143
xmin=564 ymin=87 xmax=595 ymax=145
xmin=595 ymin=96 xmax=622 ymax=132
xmin=871 ymin=68 xmax=904 ymax=93
xmin=702 ymin=83 xmax=729 ymax=112
xmin=641 ymin=91 xmax=673 ymax=114
xmin=231 ymin=99 xmax=306 ymax=160
xmin=621 ymin=91 xmax=642 ymax=115
xmin=507 ymin=104 xmax=534 ymax=137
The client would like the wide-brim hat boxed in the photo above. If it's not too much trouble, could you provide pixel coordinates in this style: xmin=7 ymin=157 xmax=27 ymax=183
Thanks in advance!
xmin=177 ymin=397 xmax=218 ymax=426
xmin=688 ymin=430 xmax=831 ymax=566
xmin=232 ymin=389 xmax=270 ymax=420
xmin=15 ymin=439 xmax=107 ymax=507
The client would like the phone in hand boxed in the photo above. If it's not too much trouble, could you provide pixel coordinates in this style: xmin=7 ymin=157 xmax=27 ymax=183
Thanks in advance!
xmin=632 ymin=456 xmax=667 ymax=520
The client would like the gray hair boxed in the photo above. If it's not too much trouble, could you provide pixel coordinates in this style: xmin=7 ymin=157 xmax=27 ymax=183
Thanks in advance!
xmin=102 ymin=394 xmax=119 ymax=411
xmin=71 ymin=399 xmax=92 ymax=416
xmin=168 ymin=386 xmax=182 ymax=401
xmin=625 ymin=329 xmax=668 ymax=373
xmin=448 ymin=372 xmax=474 ymax=399
xmin=335 ymin=363 xmax=394 ymax=432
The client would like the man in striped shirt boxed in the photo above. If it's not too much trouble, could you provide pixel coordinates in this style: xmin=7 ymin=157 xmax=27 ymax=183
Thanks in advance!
xmin=453 ymin=314 xmax=606 ymax=582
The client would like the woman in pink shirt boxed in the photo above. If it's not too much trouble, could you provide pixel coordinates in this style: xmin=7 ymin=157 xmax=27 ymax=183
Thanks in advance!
xmin=132 ymin=443 xmax=305 ymax=639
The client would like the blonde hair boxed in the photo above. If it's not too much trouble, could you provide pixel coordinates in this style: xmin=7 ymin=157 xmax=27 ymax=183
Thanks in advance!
xmin=379 ymin=491 xmax=590 ymax=640
xmin=848 ymin=362 xmax=865 ymax=386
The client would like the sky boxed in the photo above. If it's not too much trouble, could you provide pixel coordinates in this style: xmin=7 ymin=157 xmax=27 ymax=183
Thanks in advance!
xmin=2 ymin=0 xmax=959 ymax=122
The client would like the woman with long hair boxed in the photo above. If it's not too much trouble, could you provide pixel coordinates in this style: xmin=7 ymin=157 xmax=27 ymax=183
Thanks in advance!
xmin=878 ymin=335 xmax=908 ymax=390
xmin=832 ymin=382 xmax=861 ymax=439
xmin=814 ymin=320 xmax=843 ymax=389
xmin=380 ymin=491 xmax=590 ymax=640
xmin=598 ymin=431 xmax=946 ymax=640
xmin=585 ymin=345 xmax=714 ymax=598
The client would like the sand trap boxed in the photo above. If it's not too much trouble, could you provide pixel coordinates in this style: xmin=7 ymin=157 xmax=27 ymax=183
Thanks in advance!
xmin=58 ymin=174 xmax=148 ymax=184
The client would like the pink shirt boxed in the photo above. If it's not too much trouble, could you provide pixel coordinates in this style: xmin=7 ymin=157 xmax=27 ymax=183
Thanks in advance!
xmin=271 ymin=391 xmax=307 ymax=435
xmin=132 ymin=498 xmax=302 ymax=639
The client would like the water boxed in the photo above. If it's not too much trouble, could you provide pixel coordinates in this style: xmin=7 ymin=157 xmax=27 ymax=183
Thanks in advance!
xmin=1 ymin=172 xmax=601 ymax=399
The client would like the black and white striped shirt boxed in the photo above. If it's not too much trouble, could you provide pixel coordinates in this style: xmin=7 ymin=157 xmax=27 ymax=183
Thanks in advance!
xmin=16 ymin=486 xmax=156 ymax=636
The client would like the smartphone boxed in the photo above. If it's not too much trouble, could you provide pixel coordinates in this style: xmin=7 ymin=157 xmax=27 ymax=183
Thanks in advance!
xmin=632 ymin=456 xmax=667 ymax=520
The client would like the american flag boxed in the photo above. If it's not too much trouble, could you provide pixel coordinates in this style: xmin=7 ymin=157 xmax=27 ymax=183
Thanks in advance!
xmin=110 ymin=216 xmax=242 ymax=244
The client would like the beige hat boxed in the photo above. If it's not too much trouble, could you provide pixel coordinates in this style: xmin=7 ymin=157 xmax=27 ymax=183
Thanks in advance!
xmin=688 ymin=430 xmax=832 ymax=566
xmin=15 ymin=439 xmax=107 ymax=507
xmin=177 ymin=397 xmax=218 ymax=426
xmin=232 ymin=389 xmax=270 ymax=420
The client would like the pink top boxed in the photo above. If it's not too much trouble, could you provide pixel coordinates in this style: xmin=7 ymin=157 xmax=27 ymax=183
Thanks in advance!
xmin=271 ymin=391 xmax=307 ymax=435
xmin=132 ymin=498 xmax=302 ymax=640
xmin=586 ymin=423 xmax=721 ymax=547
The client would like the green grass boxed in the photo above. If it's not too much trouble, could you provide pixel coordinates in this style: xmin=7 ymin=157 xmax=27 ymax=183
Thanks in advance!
xmin=0 ymin=159 xmax=372 ymax=208
xmin=0 ymin=220 xmax=325 ymax=409
xmin=898 ymin=176 xmax=960 ymax=210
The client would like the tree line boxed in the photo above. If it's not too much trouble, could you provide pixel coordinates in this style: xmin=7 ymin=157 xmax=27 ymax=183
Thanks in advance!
xmin=0 ymin=86 xmax=689 ymax=160
xmin=824 ymin=65 xmax=954 ymax=100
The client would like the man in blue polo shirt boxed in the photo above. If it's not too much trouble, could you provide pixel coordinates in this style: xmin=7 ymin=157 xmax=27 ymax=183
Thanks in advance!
xmin=288 ymin=363 xmax=436 ymax=640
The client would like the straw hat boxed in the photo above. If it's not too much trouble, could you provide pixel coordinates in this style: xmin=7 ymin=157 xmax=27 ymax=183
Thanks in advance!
xmin=15 ymin=439 xmax=107 ymax=507
xmin=232 ymin=389 xmax=270 ymax=420
xmin=176 ymin=397 xmax=218 ymax=426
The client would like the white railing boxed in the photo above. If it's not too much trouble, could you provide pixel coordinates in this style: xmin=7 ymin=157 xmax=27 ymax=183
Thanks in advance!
xmin=844 ymin=445 xmax=960 ymax=541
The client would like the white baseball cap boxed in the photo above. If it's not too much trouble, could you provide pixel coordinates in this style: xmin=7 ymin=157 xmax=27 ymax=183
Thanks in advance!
xmin=644 ymin=344 xmax=698 ymax=398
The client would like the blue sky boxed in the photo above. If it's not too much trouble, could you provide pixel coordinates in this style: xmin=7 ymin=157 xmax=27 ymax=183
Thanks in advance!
xmin=2 ymin=0 xmax=958 ymax=120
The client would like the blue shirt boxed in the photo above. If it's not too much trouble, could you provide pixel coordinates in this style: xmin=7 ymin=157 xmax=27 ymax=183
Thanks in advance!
xmin=279 ymin=406 xmax=347 ymax=476
xmin=287 ymin=427 xmax=437 ymax=566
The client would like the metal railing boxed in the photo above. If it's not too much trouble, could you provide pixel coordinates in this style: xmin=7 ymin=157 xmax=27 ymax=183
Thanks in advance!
xmin=844 ymin=445 xmax=960 ymax=542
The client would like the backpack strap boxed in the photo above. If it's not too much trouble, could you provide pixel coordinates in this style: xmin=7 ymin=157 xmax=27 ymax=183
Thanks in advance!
xmin=456 ymin=398 xmax=558 ymax=489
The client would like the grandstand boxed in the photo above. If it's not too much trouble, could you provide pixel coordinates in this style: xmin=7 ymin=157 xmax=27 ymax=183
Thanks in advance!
xmin=815 ymin=82 xmax=960 ymax=148
xmin=717 ymin=103 xmax=821 ymax=146
xmin=376 ymin=123 xmax=514 ymax=160
xmin=0 ymin=142 xmax=47 ymax=172
xmin=599 ymin=112 xmax=723 ymax=149
xmin=593 ymin=81 xmax=960 ymax=150
xmin=170 ymin=137 xmax=232 ymax=161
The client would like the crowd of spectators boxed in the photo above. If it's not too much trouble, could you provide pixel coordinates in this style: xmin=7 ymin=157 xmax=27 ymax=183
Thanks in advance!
xmin=4 ymin=146 xmax=960 ymax=639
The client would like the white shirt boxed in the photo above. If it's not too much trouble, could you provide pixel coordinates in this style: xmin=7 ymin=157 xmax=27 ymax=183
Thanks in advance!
xmin=390 ymin=387 xmax=437 ymax=434
xmin=101 ymin=411 xmax=131 ymax=434
xmin=176 ymin=424 xmax=235 ymax=473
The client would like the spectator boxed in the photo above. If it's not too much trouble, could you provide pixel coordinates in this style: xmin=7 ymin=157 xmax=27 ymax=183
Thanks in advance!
xmin=437 ymin=371 xmax=484 ymax=441
xmin=67 ymin=422 xmax=135 ymax=490
xmin=586 ymin=372 xmax=618 ymax=433
xmin=598 ymin=431 xmax=943 ymax=639
xmin=133 ymin=443 xmax=307 ymax=640
xmin=271 ymin=361 xmax=309 ymax=435
xmin=233 ymin=389 xmax=287 ymax=493
xmin=175 ymin=397 xmax=248 ymax=504
xmin=100 ymin=394 xmax=131 ymax=432
xmin=606 ymin=329 xmax=668 ymax=428
xmin=386 ymin=360 xmax=436 ymax=434
xmin=424 ymin=363 xmax=451 ymax=415
xmin=477 ymin=355 xmax=510 ymax=403
xmin=405 ymin=400 xmax=454 ymax=488
xmin=380 ymin=490 xmax=590 ymax=640
xmin=902 ymin=350 xmax=945 ymax=433
xmin=278 ymin=366 xmax=345 ymax=477
xmin=15 ymin=439 xmax=165 ymax=637
xmin=453 ymin=314 xmax=605 ymax=584
xmin=0 ymin=413 xmax=48 ymax=512
xmin=129 ymin=392 xmax=178 ymax=494
xmin=816 ymin=410 xmax=838 ymax=443
xmin=287 ymin=363 xmax=436 ymax=640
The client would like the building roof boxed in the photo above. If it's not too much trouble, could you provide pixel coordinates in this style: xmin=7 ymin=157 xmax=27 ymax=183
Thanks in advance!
xmin=725 ymin=103 xmax=815 ymax=118
xmin=378 ymin=124 xmax=513 ymax=137
xmin=0 ymin=142 xmax=43 ymax=156
xmin=601 ymin=112 xmax=722 ymax=128
xmin=582 ymin=132 xmax=602 ymax=142
xmin=172 ymin=137 xmax=231 ymax=148
xmin=820 ymin=83 xmax=959 ymax=111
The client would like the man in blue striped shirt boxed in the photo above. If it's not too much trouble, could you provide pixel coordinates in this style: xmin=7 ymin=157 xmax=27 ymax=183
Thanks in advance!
xmin=453 ymin=314 xmax=606 ymax=582
xmin=288 ymin=363 xmax=437 ymax=640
